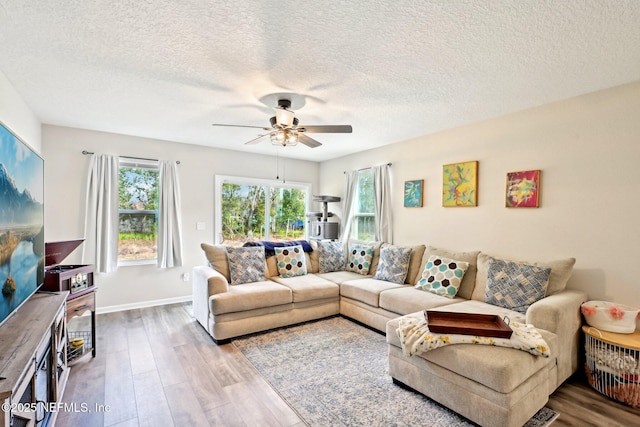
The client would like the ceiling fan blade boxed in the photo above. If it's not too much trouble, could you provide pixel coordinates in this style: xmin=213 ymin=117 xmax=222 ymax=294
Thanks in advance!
xmin=212 ymin=123 xmax=271 ymax=131
xmin=298 ymin=125 xmax=352 ymax=134
xmin=298 ymin=134 xmax=322 ymax=148
xmin=244 ymin=133 xmax=272 ymax=145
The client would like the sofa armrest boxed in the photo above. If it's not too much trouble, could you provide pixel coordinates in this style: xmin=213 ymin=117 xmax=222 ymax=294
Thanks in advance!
xmin=192 ymin=265 xmax=229 ymax=328
xmin=526 ymin=289 xmax=588 ymax=388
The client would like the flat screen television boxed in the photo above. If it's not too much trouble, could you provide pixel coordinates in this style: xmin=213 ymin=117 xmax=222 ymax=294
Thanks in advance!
xmin=0 ymin=120 xmax=44 ymax=327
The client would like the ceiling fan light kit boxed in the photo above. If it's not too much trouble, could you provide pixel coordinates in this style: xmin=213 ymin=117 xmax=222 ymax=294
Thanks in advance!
xmin=271 ymin=129 xmax=299 ymax=146
xmin=212 ymin=93 xmax=352 ymax=148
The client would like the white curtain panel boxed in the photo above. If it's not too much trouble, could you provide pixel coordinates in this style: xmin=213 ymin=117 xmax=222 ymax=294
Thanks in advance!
xmin=373 ymin=164 xmax=393 ymax=243
xmin=82 ymin=154 xmax=119 ymax=273
xmin=339 ymin=170 xmax=359 ymax=243
xmin=157 ymin=160 xmax=183 ymax=268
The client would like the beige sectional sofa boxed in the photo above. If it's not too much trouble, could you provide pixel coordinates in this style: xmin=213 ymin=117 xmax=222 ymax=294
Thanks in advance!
xmin=192 ymin=240 xmax=587 ymax=427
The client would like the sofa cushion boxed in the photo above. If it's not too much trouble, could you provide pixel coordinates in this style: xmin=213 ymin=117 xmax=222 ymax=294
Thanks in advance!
xmin=340 ymin=278 xmax=405 ymax=307
xmin=417 ymin=246 xmax=480 ymax=300
xmin=472 ymin=253 xmax=576 ymax=302
xmin=307 ymin=239 xmax=319 ymax=273
xmin=317 ymin=270 xmax=373 ymax=284
xmin=209 ymin=280 xmax=292 ymax=315
xmin=373 ymin=245 xmax=412 ymax=284
xmin=271 ymin=273 xmax=339 ymax=302
xmin=346 ymin=244 xmax=374 ymax=275
xmin=201 ymin=243 xmax=231 ymax=282
xmin=379 ymin=287 xmax=463 ymax=315
xmin=415 ymin=255 xmax=470 ymax=298
xmin=317 ymin=240 xmax=345 ymax=273
xmin=485 ymin=257 xmax=550 ymax=314
xmin=275 ymin=245 xmax=307 ymax=278
xmin=386 ymin=310 xmax=557 ymax=394
xmin=405 ymin=244 xmax=426 ymax=285
xmin=226 ymin=246 xmax=267 ymax=285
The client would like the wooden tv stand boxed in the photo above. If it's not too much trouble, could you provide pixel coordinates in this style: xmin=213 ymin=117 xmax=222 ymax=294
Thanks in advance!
xmin=0 ymin=292 xmax=68 ymax=427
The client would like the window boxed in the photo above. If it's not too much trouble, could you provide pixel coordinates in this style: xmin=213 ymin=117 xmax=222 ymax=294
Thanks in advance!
xmin=118 ymin=159 xmax=159 ymax=264
xmin=215 ymin=176 xmax=310 ymax=246
xmin=350 ymin=169 xmax=375 ymax=241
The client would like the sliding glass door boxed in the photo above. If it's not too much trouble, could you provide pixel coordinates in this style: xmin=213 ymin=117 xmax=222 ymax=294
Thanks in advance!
xmin=215 ymin=176 xmax=311 ymax=246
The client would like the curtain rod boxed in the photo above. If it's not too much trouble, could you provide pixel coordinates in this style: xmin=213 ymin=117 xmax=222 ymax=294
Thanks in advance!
xmin=82 ymin=150 xmax=180 ymax=164
xmin=344 ymin=162 xmax=392 ymax=174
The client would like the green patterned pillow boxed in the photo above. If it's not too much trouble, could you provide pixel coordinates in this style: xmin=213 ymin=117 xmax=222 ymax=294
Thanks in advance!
xmin=275 ymin=245 xmax=307 ymax=278
xmin=416 ymin=255 xmax=469 ymax=298
xmin=318 ymin=241 xmax=345 ymax=273
xmin=485 ymin=257 xmax=551 ymax=314
xmin=346 ymin=244 xmax=373 ymax=275
xmin=373 ymin=245 xmax=411 ymax=284
xmin=226 ymin=246 xmax=266 ymax=285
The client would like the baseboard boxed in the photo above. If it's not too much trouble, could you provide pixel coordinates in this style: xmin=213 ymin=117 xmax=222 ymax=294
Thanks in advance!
xmin=96 ymin=295 xmax=192 ymax=314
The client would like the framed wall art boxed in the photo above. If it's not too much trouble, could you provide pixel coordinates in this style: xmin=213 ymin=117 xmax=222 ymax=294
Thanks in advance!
xmin=404 ymin=179 xmax=424 ymax=207
xmin=506 ymin=169 xmax=540 ymax=208
xmin=442 ymin=161 xmax=478 ymax=207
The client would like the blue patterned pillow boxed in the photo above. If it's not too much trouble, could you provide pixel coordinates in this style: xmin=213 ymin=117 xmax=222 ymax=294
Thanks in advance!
xmin=416 ymin=255 xmax=469 ymax=298
xmin=226 ymin=246 xmax=266 ymax=285
xmin=373 ymin=245 xmax=411 ymax=284
xmin=318 ymin=241 xmax=345 ymax=273
xmin=485 ymin=257 xmax=551 ymax=314
xmin=275 ymin=245 xmax=307 ymax=278
xmin=346 ymin=244 xmax=373 ymax=275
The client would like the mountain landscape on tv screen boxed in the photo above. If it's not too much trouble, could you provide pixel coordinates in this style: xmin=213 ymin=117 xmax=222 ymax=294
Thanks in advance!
xmin=0 ymin=163 xmax=42 ymax=225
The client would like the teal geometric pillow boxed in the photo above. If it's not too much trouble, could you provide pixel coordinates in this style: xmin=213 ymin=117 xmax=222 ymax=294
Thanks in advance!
xmin=318 ymin=241 xmax=345 ymax=273
xmin=485 ymin=257 xmax=551 ymax=314
xmin=373 ymin=245 xmax=411 ymax=284
xmin=415 ymin=255 xmax=469 ymax=298
xmin=226 ymin=246 xmax=266 ymax=285
xmin=275 ymin=245 xmax=307 ymax=278
xmin=346 ymin=244 xmax=373 ymax=275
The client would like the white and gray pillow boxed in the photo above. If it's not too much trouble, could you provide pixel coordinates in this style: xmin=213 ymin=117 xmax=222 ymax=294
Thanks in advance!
xmin=484 ymin=257 xmax=551 ymax=314
xmin=373 ymin=245 xmax=411 ymax=284
xmin=317 ymin=241 xmax=345 ymax=273
xmin=226 ymin=246 xmax=266 ymax=285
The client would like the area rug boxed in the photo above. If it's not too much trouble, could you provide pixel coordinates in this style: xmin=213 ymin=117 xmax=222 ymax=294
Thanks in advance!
xmin=233 ymin=316 xmax=559 ymax=427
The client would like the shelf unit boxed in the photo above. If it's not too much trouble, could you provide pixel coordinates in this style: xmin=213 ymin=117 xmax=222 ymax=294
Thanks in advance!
xmin=0 ymin=292 xmax=68 ymax=427
xmin=65 ymin=290 xmax=96 ymax=364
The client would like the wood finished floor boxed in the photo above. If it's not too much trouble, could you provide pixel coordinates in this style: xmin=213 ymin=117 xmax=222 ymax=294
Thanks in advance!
xmin=57 ymin=303 xmax=640 ymax=427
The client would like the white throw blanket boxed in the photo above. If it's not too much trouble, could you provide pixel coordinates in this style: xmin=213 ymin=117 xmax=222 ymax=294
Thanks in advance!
xmin=397 ymin=316 xmax=550 ymax=358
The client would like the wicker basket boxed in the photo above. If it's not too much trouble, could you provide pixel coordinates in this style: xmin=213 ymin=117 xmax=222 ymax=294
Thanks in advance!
xmin=583 ymin=327 xmax=640 ymax=407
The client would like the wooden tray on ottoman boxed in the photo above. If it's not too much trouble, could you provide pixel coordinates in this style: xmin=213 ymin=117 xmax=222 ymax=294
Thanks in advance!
xmin=424 ymin=310 xmax=513 ymax=339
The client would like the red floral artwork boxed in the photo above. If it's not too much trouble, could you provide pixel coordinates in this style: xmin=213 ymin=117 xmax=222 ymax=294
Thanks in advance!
xmin=608 ymin=305 xmax=625 ymax=320
xmin=581 ymin=305 xmax=596 ymax=316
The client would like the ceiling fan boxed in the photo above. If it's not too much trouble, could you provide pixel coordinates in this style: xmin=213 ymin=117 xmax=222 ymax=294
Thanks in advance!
xmin=212 ymin=97 xmax=352 ymax=148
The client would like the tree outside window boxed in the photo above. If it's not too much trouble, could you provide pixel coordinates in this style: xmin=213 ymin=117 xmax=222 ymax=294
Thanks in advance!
xmin=351 ymin=169 xmax=375 ymax=241
xmin=118 ymin=160 xmax=159 ymax=262
xmin=217 ymin=177 xmax=310 ymax=246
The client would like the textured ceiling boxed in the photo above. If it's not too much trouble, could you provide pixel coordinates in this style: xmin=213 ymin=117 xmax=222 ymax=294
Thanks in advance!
xmin=1 ymin=1 xmax=639 ymax=161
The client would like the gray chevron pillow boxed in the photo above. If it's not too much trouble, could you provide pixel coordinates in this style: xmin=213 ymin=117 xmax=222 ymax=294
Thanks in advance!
xmin=226 ymin=246 xmax=266 ymax=285
xmin=318 ymin=241 xmax=345 ymax=273
xmin=373 ymin=245 xmax=412 ymax=284
xmin=485 ymin=257 xmax=551 ymax=314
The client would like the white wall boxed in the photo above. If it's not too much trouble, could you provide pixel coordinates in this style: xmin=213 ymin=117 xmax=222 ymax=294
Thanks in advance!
xmin=320 ymin=80 xmax=640 ymax=308
xmin=42 ymin=125 xmax=320 ymax=310
xmin=0 ymin=71 xmax=41 ymax=151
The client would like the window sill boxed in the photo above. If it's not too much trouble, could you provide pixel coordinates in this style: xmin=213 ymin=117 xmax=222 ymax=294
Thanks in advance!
xmin=117 ymin=259 xmax=157 ymax=267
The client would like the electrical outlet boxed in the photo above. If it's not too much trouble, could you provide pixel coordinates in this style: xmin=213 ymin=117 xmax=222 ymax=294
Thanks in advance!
xmin=196 ymin=222 xmax=206 ymax=230
xmin=182 ymin=273 xmax=190 ymax=282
